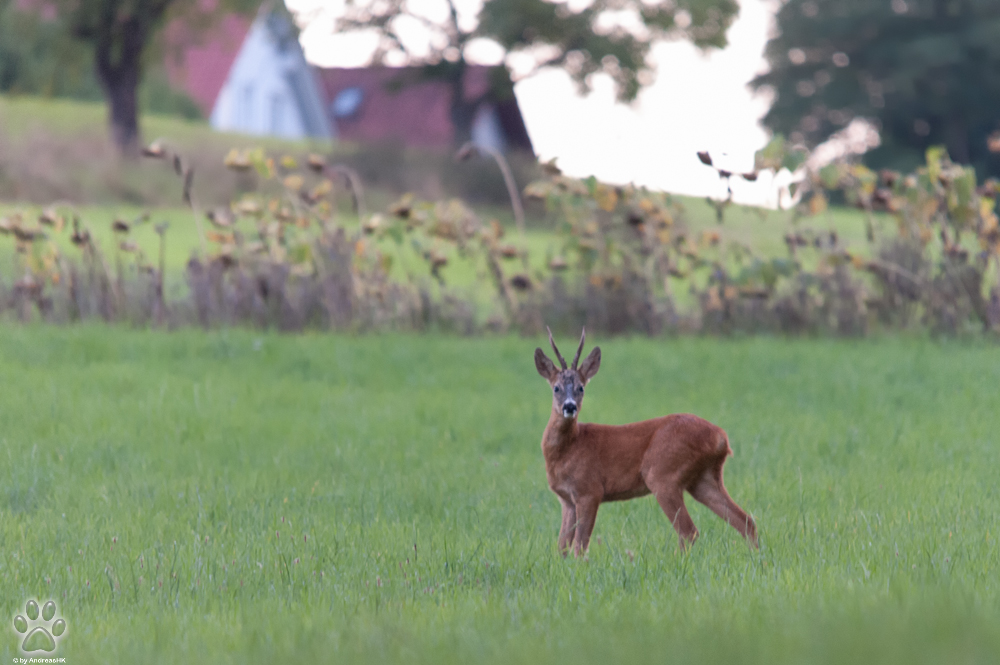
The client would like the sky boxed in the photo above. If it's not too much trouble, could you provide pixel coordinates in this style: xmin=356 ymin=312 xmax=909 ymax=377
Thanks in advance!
xmin=288 ymin=0 xmax=789 ymax=206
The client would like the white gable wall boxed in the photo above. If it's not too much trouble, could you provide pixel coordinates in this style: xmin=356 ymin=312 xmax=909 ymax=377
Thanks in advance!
xmin=211 ymin=15 xmax=331 ymax=139
xmin=471 ymin=104 xmax=506 ymax=153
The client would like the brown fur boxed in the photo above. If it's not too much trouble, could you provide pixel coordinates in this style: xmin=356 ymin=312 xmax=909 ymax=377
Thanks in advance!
xmin=536 ymin=330 xmax=758 ymax=556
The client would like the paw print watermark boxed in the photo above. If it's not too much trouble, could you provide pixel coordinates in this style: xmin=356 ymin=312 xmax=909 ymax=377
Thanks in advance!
xmin=12 ymin=599 xmax=66 ymax=656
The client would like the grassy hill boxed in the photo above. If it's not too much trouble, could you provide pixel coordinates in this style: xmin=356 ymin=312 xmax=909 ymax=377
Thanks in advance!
xmin=0 ymin=95 xmax=539 ymax=210
xmin=0 ymin=95 xmax=332 ymax=206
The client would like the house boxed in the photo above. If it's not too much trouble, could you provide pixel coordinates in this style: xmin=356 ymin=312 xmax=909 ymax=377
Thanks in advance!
xmin=166 ymin=11 xmax=533 ymax=153
xmin=318 ymin=66 xmax=534 ymax=154
xmin=167 ymin=9 xmax=330 ymax=140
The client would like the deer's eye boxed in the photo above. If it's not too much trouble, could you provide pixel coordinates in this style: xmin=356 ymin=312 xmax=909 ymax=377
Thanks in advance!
xmin=554 ymin=386 xmax=561 ymax=393
xmin=577 ymin=386 xmax=583 ymax=393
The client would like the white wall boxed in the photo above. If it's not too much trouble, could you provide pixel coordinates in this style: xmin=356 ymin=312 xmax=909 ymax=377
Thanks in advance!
xmin=212 ymin=16 xmax=330 ymax=139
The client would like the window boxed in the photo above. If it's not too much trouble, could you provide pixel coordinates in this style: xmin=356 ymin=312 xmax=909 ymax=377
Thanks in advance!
xmin=331 ymin=87 xmax=363 ymax=119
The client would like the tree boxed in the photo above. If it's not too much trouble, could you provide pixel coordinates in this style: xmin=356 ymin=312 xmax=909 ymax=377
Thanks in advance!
xmin=751 ymin=0 xmax=1000 ymax=178
xmin=12 ymin=0 xmax=257 ymax=155
xmin=0 ymin=0 xmax=201 ymax=118
xmin=335 ymin=0 xmax=740 ymax=147
xmin=0 ymin=0 xmax=97 ymax=99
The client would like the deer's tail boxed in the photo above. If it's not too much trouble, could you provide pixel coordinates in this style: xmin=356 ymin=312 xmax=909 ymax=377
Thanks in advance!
xmin=718 ymin=431 xmax=733 ymax=457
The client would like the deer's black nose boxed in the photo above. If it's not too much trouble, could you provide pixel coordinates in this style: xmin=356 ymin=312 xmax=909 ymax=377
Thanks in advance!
xmin=563 ymin=402 xmax=577 ymax=415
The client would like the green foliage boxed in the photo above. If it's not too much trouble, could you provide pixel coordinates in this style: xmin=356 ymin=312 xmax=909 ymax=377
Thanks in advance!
xmin=0 ymin=1 xmax=205 ymax=121
xmin=138 ymin=68 xmax=203 ymax=120
xmin=6 ymin=137 xmax=1000 ymax=335
xmin=1 ymin=328 xmax=1000 ymax=663
xmin=0 ymin=1 xmax=101 ymax=100
xmin=754 ymin=135 xmax=808 ymax=174
xmin=752 ymin=0 xmax=1000 ymax=177
xmin=27 ymin=0 xmax=258 ymax=151
xmin=477 ymin=0 xmax=738 ymax=102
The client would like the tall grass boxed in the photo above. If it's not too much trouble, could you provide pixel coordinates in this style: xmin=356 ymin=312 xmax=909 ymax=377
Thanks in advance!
xmin=1 ymin=327 xmax=998 ymax=663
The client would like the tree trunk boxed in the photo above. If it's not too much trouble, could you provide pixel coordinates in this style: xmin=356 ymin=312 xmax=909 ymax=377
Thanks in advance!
xmin=94 ymin=17 xmax=148 ymax=156
xmin=103 ymin=69 xmax=141 ymax=154
xmin=943 ymin=113 xmax=970 ymax=165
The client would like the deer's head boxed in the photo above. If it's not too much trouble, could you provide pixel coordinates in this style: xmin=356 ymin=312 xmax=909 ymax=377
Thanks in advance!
xmin=535 ymin=327 xmax=601 ymax=420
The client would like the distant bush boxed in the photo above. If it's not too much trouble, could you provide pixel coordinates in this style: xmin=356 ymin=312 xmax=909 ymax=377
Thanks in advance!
xmin=692 ymin=140 xmax=1000 ymax=336
xmin=2 ymin=138 xmax=999 ymax=336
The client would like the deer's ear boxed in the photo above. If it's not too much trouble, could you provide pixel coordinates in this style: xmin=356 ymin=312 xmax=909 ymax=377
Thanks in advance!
xmin=579 ymin=346 xmax=601 ymax=383
xmin=535 ymin=348 xmax=558 ymax=381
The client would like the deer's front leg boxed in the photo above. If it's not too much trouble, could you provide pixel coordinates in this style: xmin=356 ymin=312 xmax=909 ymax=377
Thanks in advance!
xmin=557 ymin=497 xmax=577 ymax=557
xmin=572 ymin=496 xmax=600 ymax=557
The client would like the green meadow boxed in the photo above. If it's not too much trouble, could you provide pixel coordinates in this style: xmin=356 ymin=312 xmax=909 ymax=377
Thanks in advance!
xmin=1 ymin=327 xmax=998 ymax=663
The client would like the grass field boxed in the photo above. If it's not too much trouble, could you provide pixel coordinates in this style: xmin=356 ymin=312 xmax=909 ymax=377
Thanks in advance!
xmin=1 ymin=327 xmax=999 ymax=663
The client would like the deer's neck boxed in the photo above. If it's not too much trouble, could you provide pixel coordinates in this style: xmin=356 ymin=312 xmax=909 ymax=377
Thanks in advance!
xmin=542 ymin=410 xmax=580 ymax=455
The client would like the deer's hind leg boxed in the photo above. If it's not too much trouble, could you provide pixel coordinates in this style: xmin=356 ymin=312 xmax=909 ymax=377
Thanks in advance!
xmin=643 ymin=441 xmax=702 ymax=549
xmin=644 ymin=474 xmax=699 ymax=549
xmin=689 ymin=460 xmax=758 ymax=548
xmin=655 ymin=487 xmax=699 ymax=549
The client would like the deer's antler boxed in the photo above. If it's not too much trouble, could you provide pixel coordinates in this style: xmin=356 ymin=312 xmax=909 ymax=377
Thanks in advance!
xmin=547 ymin=326 xmax=568 ymax=369
xmin=571 ymin=327 xmax=586 ymax=369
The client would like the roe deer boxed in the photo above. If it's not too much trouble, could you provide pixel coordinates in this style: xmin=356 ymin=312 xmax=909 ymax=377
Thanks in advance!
xmin=534 ymin=328 xmax=758 ymax=556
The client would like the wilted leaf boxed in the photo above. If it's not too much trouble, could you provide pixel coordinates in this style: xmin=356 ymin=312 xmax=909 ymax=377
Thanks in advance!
xmin=38 ymin=208 xmax=65 ymax=233
xmin=206 ymin=230 xmax=235 ymax=244
xmin=224 ymin=149 xmax=252 ymax=171
xmin=808 ymin=191 xmax=828 ymax=216
xmin=363 ymin=215 xmax=383 ymax=235
xmin=236 ymin=198 xmax=262 ymax=216
xmin=305 ymin=153 xmax=327 ymax=172
xmin=523 ymin=181 xmax=553 ymax=200
xmin=142 ymin=141 xmax=168 ymax=159
xmin=283 ymin=175 xmax=304 ymax=192
xmin=206 ymin=208 xmax=235 ymax=228
xmin=549 ymin=256 xmax=568 ymax=270
xmin=510 ymin=274 xmax=532 ymax=291
xmin=389 ymin=194 xmax=415 ymax=218
xmin=593 ymin=184 xmax=618 ymax=212
xmin=309 ymin=179 xmax=333 ymax=200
